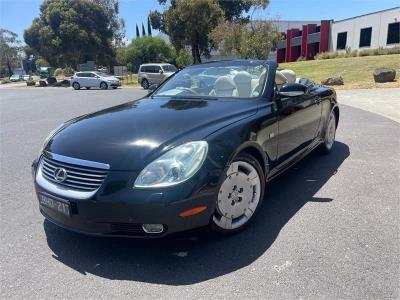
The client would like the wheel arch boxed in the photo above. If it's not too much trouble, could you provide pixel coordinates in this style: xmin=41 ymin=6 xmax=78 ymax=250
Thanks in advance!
xmin=231 ymin=142 xmax=269 ymax=177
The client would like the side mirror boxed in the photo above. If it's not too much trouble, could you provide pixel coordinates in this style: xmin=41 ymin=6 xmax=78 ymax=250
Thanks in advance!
xmin=159 ymin=69 xmax=164 ymax=74
xmin=279 ymin=83 xmax=307 ymax=97
xmin=148 ymin=84 xmax=159 ymax=93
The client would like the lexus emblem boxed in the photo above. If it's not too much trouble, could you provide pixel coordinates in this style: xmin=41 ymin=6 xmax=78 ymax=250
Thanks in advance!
xmin=54 ymin=168 xmax=67 ymax=182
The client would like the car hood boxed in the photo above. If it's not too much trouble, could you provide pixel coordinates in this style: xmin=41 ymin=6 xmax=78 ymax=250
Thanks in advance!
xmin=45 ymin=97 xmax=258 ymax=171
xmin=104 ymin=76 xmax=119 ymax=81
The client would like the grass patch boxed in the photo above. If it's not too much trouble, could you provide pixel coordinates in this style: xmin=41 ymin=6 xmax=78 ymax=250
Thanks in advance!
xmin=120 ymin=74 xmax=140 ymax=87
xmin=279 ymin=54 xmax=400 ymax=90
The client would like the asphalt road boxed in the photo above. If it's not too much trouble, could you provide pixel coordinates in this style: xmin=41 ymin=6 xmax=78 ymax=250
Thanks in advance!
xmin=1 ymin=87 xmax=399 ymax=299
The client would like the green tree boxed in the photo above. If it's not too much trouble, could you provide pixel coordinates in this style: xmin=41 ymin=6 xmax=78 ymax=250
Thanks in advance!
xmin=136 ymin=24 xmax=140 ymax=38
xmin=147 ymin=16 xmax=152 ymax=37
xmin=35 ymin=58 xmax=50 ymax=70
xmin=161 ymin=0 xmax=224 ymax=63
xmin=210 ymin=20 xmax=280 ymax=60
xmin=24 ymin=0 xmax=116 ymax=68
xmin=123 ymin=36 xmax=175 ymax=72
xmin=0 ymin=29 xmax=21 ymax=76
xmin=175 ymin=49 xmax=193 ymax=68
xmin=149 ymin=0 xmax=269 ymax=63
xmin=142 ymin=23 xmax=146 ymax=36
xmin=155 ymin=0 xmax=267 ymax=23
xmin=94 ymin=0 xmax=125 ymax=46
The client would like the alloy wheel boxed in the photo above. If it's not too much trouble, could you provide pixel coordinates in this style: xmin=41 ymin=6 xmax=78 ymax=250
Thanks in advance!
xmin=325 ymin=113 xmax=336 ymax=150
xmin=142 ymin=79 xmax=149 ymax=89
xmin=213 ymin=158 xmax=262 ymax=231
xmin=100 ymin=82 xmax=108 ymax=90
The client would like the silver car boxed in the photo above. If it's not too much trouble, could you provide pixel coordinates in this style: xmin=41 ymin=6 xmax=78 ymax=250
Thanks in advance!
xmin=71 ymin=71 xmax=121 ymax=90
xmin=138 ymin=63 xmax=177 ymax=89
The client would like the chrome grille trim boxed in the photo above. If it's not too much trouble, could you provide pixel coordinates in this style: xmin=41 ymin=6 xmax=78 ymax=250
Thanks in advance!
xmin=44 ymin=151 xmax=110 ymax=170
xmin=36 ymin=152 xmax=110 ymax=200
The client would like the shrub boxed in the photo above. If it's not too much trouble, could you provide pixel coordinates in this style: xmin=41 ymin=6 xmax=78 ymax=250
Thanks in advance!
xmin=63 ymin=67 xmax=74 ymax=76
xmin=316 ymin=47 xmax=400 ymax=60
xmin=123 ymin=36 xmax=176 ymax=72
xmin=54 ymin=68 xmax=64 ymax=77
xmin=35 ymin=58 xmax=50 ymax=69
xmin=175 ymin=50 xmax=193 ymax=68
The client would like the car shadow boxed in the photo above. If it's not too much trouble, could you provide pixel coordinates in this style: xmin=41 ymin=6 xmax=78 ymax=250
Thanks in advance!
xmin=43 ymin=141 xmax=350 ymax=285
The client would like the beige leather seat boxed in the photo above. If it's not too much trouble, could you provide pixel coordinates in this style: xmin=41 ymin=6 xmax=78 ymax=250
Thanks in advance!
xmin=280 ymin=69 xmax=296 ymax=83
xmin=275 ymin=71 xmax=288 ymax=90
xmin=251 ymin=71 xmax=267 ymax=96
xmin=209 ymin=76 xmax=239 ymax=97
xmin=233 ymin=71 xmax=252 ymax=97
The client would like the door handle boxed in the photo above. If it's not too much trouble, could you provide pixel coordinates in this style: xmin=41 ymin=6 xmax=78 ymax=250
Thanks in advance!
xmin=315 ymin=97 xmax=321 ymax=105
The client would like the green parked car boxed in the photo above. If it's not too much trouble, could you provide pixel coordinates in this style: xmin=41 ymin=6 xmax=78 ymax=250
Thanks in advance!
xmin=39 ymin=67 xmax=54 ymax=79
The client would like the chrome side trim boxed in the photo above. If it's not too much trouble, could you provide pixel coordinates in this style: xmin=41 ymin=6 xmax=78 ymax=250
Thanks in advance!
xmin=43 ymin=151 xmax=110 ymax=170
xmin=36 ymin=159 xmax=100 ymax=200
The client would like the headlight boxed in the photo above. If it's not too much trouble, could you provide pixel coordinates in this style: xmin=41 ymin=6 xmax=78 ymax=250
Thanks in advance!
xmin=134 ymin=141 xmax=208 ymax=188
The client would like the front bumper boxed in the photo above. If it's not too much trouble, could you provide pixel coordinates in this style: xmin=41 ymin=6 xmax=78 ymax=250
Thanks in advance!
xmin=108 ymin=81 xmax=121 ymax=87
xmin=32 ymin=158 xmax=221 ymax=238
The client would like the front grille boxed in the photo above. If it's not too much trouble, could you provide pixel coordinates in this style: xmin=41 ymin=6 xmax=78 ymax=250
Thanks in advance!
xmin=109 ymin=223 xmax=146 ymax=236
xmin=40 ymin=155 xmax=108 ymax=192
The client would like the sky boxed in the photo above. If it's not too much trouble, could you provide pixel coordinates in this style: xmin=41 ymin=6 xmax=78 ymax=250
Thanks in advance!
xmin=0 ymin=0 xmax=399 ymax=43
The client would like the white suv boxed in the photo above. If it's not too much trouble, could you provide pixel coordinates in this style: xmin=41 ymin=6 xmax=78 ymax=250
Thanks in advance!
xmin=138 ymin=63 xmax=177 ymax=89
xmin=71 ymin=72 xmax=121 ymax=90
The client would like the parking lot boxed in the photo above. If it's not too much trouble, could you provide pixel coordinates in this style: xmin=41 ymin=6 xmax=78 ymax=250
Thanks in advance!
xmin=1 ymin=87 xmax=399 ymax=299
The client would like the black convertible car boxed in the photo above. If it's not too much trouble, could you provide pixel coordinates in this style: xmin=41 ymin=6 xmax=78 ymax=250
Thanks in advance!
xmin=32 ymin=60 xmax=339 ymax=237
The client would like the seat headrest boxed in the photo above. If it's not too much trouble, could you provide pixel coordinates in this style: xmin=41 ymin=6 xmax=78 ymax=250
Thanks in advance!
xmin=233 ymin=71 xmax=252 ymax=84
xmin=275 ymin=71 xmax=288 ymax=85
xmin=213 ymin=76 xmax=237 ymax=91
xmin=280 ymin=69 xmax=296 ymax=83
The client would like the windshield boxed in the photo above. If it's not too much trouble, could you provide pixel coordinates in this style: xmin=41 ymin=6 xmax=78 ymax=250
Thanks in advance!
xmin=94 ymin=72 xmax=109 ymax=77
xmin=153 ymin=61 xmax=268 ymax=99
xmin=162 ymin=65 xmax=178 ymax=72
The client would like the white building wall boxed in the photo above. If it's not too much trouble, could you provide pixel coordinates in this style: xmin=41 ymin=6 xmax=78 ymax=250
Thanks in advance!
xmin=330 ymin=7 xmax=400 ymax=51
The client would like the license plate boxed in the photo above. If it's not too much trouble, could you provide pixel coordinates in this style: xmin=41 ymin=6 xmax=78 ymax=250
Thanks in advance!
xmin=38 ymin=193 xmax=70 ymax=216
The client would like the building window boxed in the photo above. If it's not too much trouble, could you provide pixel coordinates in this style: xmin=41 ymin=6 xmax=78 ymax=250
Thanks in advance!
xmin=359 ymin=27 xmax=372 ymax=47
xmin=337 ymin=32 xmax=347 ymax=50
xmin=387 ymin=22 xmax=400 ymax=44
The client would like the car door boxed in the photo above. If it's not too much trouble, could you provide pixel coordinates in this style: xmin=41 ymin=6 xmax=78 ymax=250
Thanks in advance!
xmin=153 ymin=65 xmax=162 ymax=84
xmin=79 ymin=73 xmax=90 ymax=87
xmin=89 ymin=73 xmax=100 ymax=87
xmin=76 ymin=73 xmax=85 ymax=86
xmin=276 ymin=84 xmax=322 ymax=163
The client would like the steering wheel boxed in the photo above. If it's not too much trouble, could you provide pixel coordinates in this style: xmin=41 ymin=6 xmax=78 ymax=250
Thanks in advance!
xmin=176 ymin=87 xmax=200 ymax=95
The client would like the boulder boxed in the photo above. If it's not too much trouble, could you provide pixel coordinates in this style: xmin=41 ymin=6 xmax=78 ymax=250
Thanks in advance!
xmin=373 ymin=68 xmax=396 ymax=83
xmin=321 ymin=76 xmax=344 ymax=86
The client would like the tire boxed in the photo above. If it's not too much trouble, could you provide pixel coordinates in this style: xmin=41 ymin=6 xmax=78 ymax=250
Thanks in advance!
xmin=72 ymin=82 xmax=80 ymax=90
xmin=100 ymin=82 xmax=108 ymax=90
xmin=210 ymin=153 xmax=265 ymax=235
xmin=112 ymin=87 xmax=117 ymax=89
xmin=320 ymin=111 xmax=337 ymax=154
xmin=141 ymin=78 xmax=149 ymax=90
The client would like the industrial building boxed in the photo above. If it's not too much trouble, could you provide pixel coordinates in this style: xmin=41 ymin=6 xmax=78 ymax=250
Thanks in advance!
xmin=276 ymin=7 xmax=400 ymax=63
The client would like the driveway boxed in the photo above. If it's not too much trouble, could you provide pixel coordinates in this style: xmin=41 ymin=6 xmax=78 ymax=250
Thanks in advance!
xmin=0 ymin=87 xmax=399 ymax=299
xmin=337 ymin=88 xmax=400 ymax=123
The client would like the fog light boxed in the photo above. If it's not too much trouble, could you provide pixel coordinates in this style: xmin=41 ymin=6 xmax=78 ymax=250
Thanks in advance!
xmin=142 ymin=224 xmax=164 ymax=234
